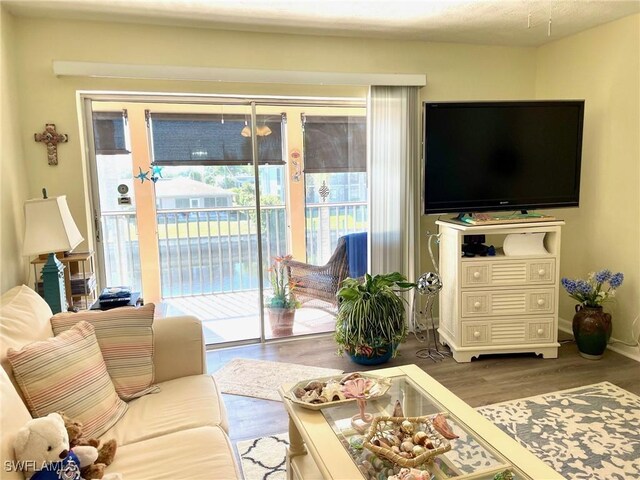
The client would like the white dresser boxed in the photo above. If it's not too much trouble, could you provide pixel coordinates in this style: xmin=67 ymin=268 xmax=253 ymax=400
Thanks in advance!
xmin=436 ymin=219 xmax=564 ymax=363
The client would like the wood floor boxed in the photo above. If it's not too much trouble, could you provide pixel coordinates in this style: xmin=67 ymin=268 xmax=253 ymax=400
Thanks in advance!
xmin=206 ymin=332 xmax=640 ymax=443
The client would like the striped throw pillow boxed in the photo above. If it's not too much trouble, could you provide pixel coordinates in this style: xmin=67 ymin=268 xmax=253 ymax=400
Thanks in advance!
xmin=51 ymin=303 xmax=159 ymax=400
xmin=6 ymin=321 xmax=128 ymax=438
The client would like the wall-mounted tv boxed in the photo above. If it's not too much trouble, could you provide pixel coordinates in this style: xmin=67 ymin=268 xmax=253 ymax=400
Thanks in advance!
xmin=423 ymin=100 xmax=584 ymax=215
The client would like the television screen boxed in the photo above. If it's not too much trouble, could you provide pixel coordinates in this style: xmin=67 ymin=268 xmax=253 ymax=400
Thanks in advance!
xmin=423 ymin=101 xmax=584 ymax=215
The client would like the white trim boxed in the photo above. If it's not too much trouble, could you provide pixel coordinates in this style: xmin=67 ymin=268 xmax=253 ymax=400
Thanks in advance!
xmin=54 ymin=61 xmax=427 ymax=86
xmin=558 ymin=316 xmax=640 ymax=362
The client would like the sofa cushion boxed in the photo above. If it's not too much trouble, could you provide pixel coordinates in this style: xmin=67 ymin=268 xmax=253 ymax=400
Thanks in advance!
xmin=100 ymin=374 xmax=229 ymax=446
xmin=0 ymin=367 xmax=32 ymax=480
xmin=51 ymin=303 xmax=159 ymax=400
xmin=0 ymin=285 xmax=53 ymax=382
xmin=6 ymin=321 xmax=128 ymax=438
xmin=105 ymin=426 xmax=240 ymax=480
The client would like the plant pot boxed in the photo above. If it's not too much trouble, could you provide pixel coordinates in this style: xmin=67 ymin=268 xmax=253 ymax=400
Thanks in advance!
xmin=268 ymin=307 xmax=296 ymax=337
xmin=572 ymin=305 xmax=612 ymax=360
xmin=348 ymin=344 xmax=395 ymax=366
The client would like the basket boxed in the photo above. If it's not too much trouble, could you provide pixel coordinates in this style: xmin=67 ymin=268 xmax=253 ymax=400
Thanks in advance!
xmin=363 ymin=415 xmax=452 ymax=468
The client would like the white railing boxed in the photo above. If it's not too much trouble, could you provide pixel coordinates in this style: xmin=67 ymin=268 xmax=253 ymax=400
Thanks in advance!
xmin=99 ymin=202 xmax=367 ymax=298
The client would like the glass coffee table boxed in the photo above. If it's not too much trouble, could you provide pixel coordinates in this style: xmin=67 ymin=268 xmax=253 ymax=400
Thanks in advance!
xmin=279 ymin=364 xmax=562 ymax=480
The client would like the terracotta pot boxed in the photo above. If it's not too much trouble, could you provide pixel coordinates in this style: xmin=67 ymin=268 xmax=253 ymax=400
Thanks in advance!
xmin=268 ymin=308 xmax=295 ymax=337
xmin=572 ymin=305 xmax=612 ymax=360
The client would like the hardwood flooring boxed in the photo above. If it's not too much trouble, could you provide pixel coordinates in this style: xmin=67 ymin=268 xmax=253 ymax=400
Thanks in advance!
xmin=206 ymin=333 xmax=640 ymax=443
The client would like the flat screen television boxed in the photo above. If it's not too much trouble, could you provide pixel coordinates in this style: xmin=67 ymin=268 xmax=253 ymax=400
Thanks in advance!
xmin=423 ymin=100 xmax=584 ymax=215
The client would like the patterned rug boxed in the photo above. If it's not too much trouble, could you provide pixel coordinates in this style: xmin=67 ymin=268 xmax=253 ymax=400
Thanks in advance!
xmin=212 ymin=358 xmax=342 ymax=401
xmin=237 ymin=433 xmax=289 ymax=480
xmin=238 ymin=382 xmax=640 ymax=479
xmin=475 ymin=382 xmax=640 ymax=479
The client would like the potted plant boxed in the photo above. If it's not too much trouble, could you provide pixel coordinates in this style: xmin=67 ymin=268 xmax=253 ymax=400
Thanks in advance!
xmin=266 ymin=255 xmax=300 ymax=337
xmin=335 ymin=272 xmax=415 ymax=365
xmin=561 ymin=269 xmax=624 ymax=359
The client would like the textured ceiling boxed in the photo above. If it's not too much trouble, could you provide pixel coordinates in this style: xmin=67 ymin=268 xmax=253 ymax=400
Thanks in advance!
xmin=4 ymin=0 xmax=640 ymax=47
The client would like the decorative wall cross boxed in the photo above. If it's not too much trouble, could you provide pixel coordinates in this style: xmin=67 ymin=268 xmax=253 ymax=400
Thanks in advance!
xmin=34 ymin=124 xmax=68 ymax=166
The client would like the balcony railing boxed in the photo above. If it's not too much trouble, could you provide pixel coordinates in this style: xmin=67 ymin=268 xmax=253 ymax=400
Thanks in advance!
xmin=100 ymin=202 xmax=367 ymax=298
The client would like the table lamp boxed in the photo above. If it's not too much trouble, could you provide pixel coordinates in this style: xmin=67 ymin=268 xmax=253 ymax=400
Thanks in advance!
xmin=23 ymin=191 xmax=84 ymax=313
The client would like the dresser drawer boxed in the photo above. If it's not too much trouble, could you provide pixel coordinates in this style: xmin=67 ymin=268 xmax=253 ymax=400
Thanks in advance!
xmin=461 ymin=318 xmax=555 ymax=347
xmin=461 ymin=258 xmax=556 ymax=288
xmin=461 ymin=288 xmax=555 ymax=317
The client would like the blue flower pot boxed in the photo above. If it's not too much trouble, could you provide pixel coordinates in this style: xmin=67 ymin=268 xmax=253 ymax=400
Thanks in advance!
xmin=348 ymin=345 xmax=394 ymax=365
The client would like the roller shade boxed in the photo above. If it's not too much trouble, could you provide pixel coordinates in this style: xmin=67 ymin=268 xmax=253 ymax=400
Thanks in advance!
xmin=149 ymin=113 xmax=284 ymax=165
xmin=92 ymin=111 xmax=129 ymax=155
xmin=303 ymin=115 xmax=366 ymax=173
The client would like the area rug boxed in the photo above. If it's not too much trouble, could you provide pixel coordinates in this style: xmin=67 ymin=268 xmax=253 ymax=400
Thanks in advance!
xmin=475 ymin=381 xmax=640 ymax=479
xmin=238 ymin=382 xmax=640 ymax=479
xmin=237 ymin=433 xmax=289 ymax=480
xmin=212 ymin=358 xmax=342 ymax=401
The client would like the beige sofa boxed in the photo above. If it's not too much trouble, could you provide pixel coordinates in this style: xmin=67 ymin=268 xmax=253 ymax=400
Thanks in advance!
xmin=0 ymin=285 xmax=240 ymax=479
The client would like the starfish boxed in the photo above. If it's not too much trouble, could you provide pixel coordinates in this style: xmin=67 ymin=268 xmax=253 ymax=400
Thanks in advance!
xmin=135 ymin=167 xmax=150 ymax=183
xmin=151 ymin=164 xmax=164 ymax=178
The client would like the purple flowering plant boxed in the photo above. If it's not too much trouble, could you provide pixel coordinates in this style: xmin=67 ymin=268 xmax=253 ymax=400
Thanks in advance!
xmin=561 ymin=269 xmax=624 ymax=308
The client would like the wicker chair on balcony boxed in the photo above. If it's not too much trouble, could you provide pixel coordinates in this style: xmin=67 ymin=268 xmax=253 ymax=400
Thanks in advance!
xmin=285 ymin=232 xmax=367 ymax=312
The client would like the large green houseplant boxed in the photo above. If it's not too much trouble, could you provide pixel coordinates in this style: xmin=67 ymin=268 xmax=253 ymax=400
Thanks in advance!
xmin=335 ymin=272 xmax=415 ymax=365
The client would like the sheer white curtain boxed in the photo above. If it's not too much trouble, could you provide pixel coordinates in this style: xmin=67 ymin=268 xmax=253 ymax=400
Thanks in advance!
xmin=368 ymin=86 xmax=421 ymax=281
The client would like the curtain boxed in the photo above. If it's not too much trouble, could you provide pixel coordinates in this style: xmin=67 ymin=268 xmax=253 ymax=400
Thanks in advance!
xmin=368 ymin=86 xmax=421 ymax=282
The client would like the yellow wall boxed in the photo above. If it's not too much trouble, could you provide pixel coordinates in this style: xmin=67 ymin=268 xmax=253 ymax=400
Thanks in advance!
xmin=0 ymin=7 xmax=30 ymax=292
xmin=536 ymin=14 xmax=640 ymax=342
xmin=3 ymin=11 xmax=638 ymax=348
xmin=5 ymin=16 xmax=536 ymax=292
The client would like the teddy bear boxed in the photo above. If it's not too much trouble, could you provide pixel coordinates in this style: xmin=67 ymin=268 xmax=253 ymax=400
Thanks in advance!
xmin=13 ymin=413 xmax=105 ymax=480
xmin=58 ymin=412 xmax=117 ymax=480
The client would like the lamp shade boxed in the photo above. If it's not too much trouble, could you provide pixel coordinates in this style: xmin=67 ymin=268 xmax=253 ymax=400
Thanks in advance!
xmin=23 ymin=196 xmax=84 ymax=256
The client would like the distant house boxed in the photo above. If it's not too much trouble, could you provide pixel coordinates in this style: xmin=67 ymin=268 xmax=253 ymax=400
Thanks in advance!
xmin=155 ymin=177 xmax=235 ymax=210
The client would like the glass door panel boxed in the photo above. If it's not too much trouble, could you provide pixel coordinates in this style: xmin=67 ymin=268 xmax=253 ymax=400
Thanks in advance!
xmin=90 ymin=107 xmax=143 ymax=294
xmin=149 ymin=104 xmax=264 ymax=345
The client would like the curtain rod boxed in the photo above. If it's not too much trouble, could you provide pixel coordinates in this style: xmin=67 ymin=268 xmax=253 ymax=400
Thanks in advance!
xmin=54 ymin=61 xmax=427 ymax=87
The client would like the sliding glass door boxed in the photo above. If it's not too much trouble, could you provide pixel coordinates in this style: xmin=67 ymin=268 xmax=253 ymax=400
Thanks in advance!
xmin=87 ymin=97 xmax=367 ymax=347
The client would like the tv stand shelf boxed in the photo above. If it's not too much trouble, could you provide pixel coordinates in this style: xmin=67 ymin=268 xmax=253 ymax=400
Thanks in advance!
xmin=436 ymin=220 xmax=564 ymax=363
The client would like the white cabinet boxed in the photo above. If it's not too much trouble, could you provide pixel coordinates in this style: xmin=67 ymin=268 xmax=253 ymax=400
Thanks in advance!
xmin=436 ymin=220 xmax=563 ymax=363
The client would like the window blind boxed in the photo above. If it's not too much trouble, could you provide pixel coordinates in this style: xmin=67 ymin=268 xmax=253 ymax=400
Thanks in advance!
xmin=149 ymin=113 xmax=284 ymax=165
xmin=303 ymin=115 xmax=366 ymax=173
xmin=92 ymin=111 xmax=129 ymax=155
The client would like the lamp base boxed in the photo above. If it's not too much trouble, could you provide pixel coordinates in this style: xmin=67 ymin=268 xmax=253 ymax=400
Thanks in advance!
xmin=41 ymin=253 xmax=67 ymax=314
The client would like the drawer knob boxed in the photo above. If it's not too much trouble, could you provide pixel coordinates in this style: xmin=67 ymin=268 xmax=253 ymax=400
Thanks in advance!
xmin=538 ymin=269 xmax=546 ymax=276
xmin=537 ymin=328 xmax=544 ymax=335
xmin=537 ymin=299 xmax=545 ymax=306
xmin=473 ymin=331 xmax=481 ymax=339
xmin=474 ymin=301 xmax=482 ymax=309
xmin=473 ymin=271 xmax=481 ymax=279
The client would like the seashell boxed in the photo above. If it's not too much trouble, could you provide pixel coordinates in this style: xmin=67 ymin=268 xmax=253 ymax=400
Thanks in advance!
xmin=340 ymin=372 xmax=362 ymax=384
xmin=371 ymin=457 xmax=384 ymax=470
xmin=398 ymin=452 xmax=411 ymax=458
xmin=412 ymin=445 xmax=426 ymax=457
xmin=304 ymin=380 xmax=325 ymax=392
xmin=349 ymin=436 xmax=365 ymax=450
xmin=372 ymin=438 xmax=380 ymax=447
xmin=424 ymin=440 xmax=434 ymax=449
xmin=376 ymin=437 xmax=390 ymax=448
xmin=320 ymin=383 xmax=346 ymax=402
xmin=361 ymin=460 xmax=372 ymax=471
xmin=432 ymin=413 xmax=459 ymax=439
xmin=413 ymin=431 xmax=428 ymax=446
xmin=401 ymin=441 xmax=414 ymax=452
xmin=301 ymin=389 xmax=326 ymax=403
xmin=391 ymin=446 xmax=401 ymax=454
xmin=392 ymin=399 xmax=404 ymax=417
xmin=293 ymin=387 xmax=306 ymax=398
xmin=401 ymin=420 xmax=414 ymax=434
xmin=385 ymin=434 xmax=401 ymax=447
